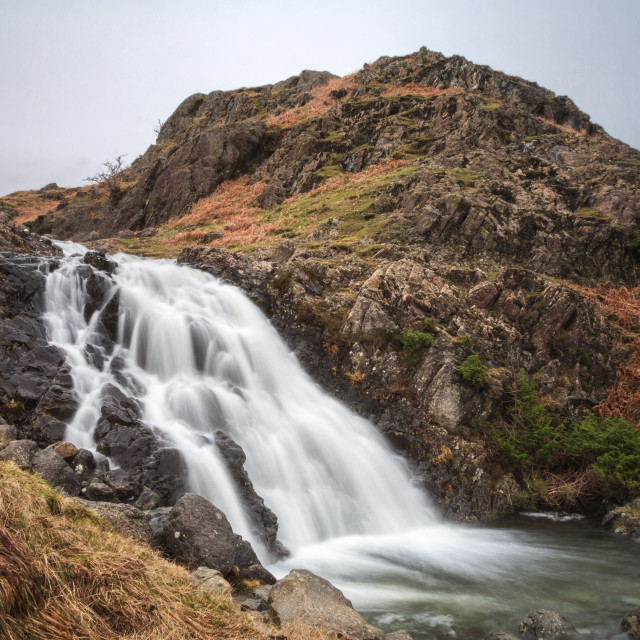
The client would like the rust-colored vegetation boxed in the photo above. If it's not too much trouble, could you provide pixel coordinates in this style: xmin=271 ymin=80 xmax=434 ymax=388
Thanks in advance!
xmin=265 ymin=74 xmax=358 ymax=127
xmin=165 ymin=176 xmax=274 ymax=249
xmin=584 ymin=285 xmax=640 ymax=427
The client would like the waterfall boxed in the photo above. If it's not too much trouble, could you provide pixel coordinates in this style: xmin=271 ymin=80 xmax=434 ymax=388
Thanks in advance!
xmin=42 ymin=244 xmax=640 ymax=638
xmin=44 ymin=245 xmax=437 ymax=550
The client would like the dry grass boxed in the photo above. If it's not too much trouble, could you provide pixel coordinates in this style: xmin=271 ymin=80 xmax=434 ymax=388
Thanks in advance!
xmin=265 ymin=75 xmax=358 ymax=127
xmin=1 ymin=191 xmax=62 ymax=224
xmin=0 ymin=462 xmax=268 ymax=640
xmin=165 ymin=177 xmax=275 ymax=249
xmin=574 ymin=285 xmax=640 ymax=427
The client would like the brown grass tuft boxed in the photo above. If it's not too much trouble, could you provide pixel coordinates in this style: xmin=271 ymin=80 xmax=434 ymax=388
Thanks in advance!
xmin=265 ymin=75 xmax=358 ymax=127
xmin=0 ymin=462 xmax=266 ymax=640
xmin=575 ymin=285 xmax=640 ymax=427
xmin=165 ymin=177 xmax=275 ymax=249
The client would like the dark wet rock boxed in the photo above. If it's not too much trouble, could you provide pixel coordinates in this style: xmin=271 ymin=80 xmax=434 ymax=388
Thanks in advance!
xmin=519 ymin=610 xmax=575 ymax=640
xmin=98 ymin=290 xmax=121 ymax=342
xmin=26 ymin=414 xmax=67 ymax=445
xmin=83 ymin=271 xmax=114 ymax=322
xmin=134 ymin=486 xmax=162 ymax=510
xmin=70 ymin=448 xmax=95 ymax=478
xmin=72 ymin=497 xmax=154 ymax=545
xmin=267 ymin=569 xmax=385 ymax=640
xmin=162 ymin=493 xmax=260 ymax=577
xmin=83 ymin=250 xmax=116 ymax=274
xmin=82 ymin=480 xmax=119 ymax=503
xmin=32 ymin=448 xmax=81 ymax=496
xmin=100 ymin=468 xmax=141 ymax=501
xmin=622 ymin=609 xmax=640 ymax=639
xmin=215 ymin=430 xmax=286 ymax=557
xmin=603 ymin=498 xmax=640 ymax=538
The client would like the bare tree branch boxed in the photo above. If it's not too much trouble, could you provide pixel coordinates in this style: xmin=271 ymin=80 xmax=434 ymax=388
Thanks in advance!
xmin=84 ymin=155 xmax=127 ymax=196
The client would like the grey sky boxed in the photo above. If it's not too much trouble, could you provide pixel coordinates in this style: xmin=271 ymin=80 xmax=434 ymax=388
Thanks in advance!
xmin=1 ymin=0 xmax=639 ymax=197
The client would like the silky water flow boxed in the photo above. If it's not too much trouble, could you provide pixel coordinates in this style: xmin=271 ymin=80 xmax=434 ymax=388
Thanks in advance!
xmin=43 ymin=243 xmax=640 ymax=639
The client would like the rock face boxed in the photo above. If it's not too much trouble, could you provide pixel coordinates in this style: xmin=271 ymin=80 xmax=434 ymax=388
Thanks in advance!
xmin=519 ymin=610 xmax=575 ymax=640
xmin=267 ymin=569 xmax=385 ymax=640
xmin=0 ymin=253 xmax=77 ymax=444
xmin=162 ymin=493 xmax=260 ymax=577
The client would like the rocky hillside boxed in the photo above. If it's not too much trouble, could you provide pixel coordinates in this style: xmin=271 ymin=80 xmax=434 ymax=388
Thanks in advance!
xmin=3 ymin=46 xmax=640 ymax=519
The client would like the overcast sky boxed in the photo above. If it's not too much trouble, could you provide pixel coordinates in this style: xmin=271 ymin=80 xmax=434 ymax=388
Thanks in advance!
xmin=1 ymin=0 xmax=639 ymax=196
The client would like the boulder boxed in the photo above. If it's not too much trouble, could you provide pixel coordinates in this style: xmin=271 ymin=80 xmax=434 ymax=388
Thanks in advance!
xmin=622 ymin=608 xmax=640 ymax=639
xmin=72 ymin=497 xmax=153 ymax=545
xmin=70 ymin=448 xmax=95 ymax=478
xmin=32 ymin=449 xmax=81 ymax=496
xmin=100 ymin=468 xmax=140 ymax=501
xmin=50 ymin=441 xmax=78 ymax=461
xmin=519 ymin=610 xmax=575 ymax=640
xmin=190 ymin=567 xmax=232 ymax=596
xmin=83 ymin=251 xmax=117 ymax=274
xmin=267 ymin=569 xmax=385 ymax=640
xmin=162 ymin=493 xmax=260 ymax=576
xmin=82 ymin=481 xmax=119 ymax=503
xmin=385 ymin=631 xmax=415 ymax=640
xmin=0 ymin=424 xmax=17 ymax=449
xmin=0 ymin=439 xmax=37 ymax=469
xmin=134 ymin=486 xmax=162 ymax=510
xmin=603 ymin=498 xmax=640 ymax=538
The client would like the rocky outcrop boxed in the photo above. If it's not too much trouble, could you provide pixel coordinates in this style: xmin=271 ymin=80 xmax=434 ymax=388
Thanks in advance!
xmin=177 ymin=239 xmax=622 ymax=519
xmin=267 ymin=569 xmax=385 ymax=640
xmin=162 ymin=493 xmax=261 ymax=578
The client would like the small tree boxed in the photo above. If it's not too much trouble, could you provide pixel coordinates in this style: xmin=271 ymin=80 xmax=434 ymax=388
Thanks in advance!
xmin=85 ymin=155 xmax=127 ymax=198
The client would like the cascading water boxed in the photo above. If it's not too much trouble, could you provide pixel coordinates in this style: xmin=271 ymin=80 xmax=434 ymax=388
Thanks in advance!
xmin=43 ymin=243 xmax=640 ymax=639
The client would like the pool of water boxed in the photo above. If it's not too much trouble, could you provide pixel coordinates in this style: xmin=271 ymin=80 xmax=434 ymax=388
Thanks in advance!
xmin=276 ymin=513 xmax=640 ymax=640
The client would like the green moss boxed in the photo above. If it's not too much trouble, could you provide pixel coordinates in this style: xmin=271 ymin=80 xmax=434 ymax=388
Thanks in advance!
xmin=576 ymin=207 xmax=609 ymax=221
xmin=314 ymin=164 xmax=343 ymax=181
xmin=447 ymin=168 xmax=483 ymax=186
xmin=480 ymin=102 xmax=499 ymax=111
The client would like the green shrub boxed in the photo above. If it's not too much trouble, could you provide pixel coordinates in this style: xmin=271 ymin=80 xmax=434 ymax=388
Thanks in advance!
xmin=400 ymin=330 xmax=434 ymax=351
xmin=457 ymin=354 xmax=487 ymax=384
xmin=493 ymin=381 xmax=640 ymax=500
xmin=627 ymin=230 xmax=640 ymax=256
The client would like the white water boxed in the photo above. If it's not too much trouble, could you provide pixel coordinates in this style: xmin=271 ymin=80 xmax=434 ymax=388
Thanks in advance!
xmin=42 ymin=245 xmax=640 ymax=638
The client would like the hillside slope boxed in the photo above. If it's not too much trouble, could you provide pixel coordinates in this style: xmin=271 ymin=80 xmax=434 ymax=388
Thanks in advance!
xmin=3 ymin=46 xmax=640 ymax=518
